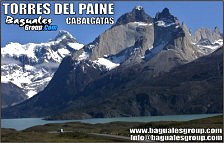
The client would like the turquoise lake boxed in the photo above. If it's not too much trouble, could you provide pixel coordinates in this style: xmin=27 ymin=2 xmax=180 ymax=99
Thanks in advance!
xmin=1 ymin=113 xmax=221 ymax=131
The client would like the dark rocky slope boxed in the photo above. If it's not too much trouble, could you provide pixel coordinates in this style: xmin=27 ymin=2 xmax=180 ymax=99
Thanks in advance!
xmin=2 ymin=82 xmax=28 ymax=108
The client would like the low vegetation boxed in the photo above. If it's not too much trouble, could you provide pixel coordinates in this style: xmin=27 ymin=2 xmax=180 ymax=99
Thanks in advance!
xmin=1 ymin=115 xmax=223 ymax=142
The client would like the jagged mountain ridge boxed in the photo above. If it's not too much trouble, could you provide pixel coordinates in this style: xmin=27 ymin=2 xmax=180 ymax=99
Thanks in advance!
xmin=193 ymin=26 xmax=222 ymax=44
xmin=2 ymin=7 xmax=223 ymax=119
xmin=1 ymin=30 xmax=84 ymax=97
xmin=114 ymin=6 xmax=154 ymax=27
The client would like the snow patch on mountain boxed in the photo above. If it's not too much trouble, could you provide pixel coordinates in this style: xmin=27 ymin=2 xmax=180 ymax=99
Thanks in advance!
xmin=27 ymin=91 xmax=37 ymax=98
xmin=214 ymin=39 xmax=223 ymax=46
xmin=195 ymin=39 xmax=223 ymax=50
xmin=57 ymin=48 xmax=70 ymax=57
xmin=1 ymin=76 xmax=10 ymax=83
xmin=144 ymin=42 xmax=167 ymax=60
xmin=197 ymin=45 xmax=221 ymax=50
xmin=93 ymin=58 xmax=120 ymax=70
xmin=1 ymin=64 xmax=52 ymax=98
xmin=78 ymin=51 xmax=89 ymax=61
xmin=133 ymin=22 xmax=153 ymax=26
xmin=68 ymin=42 xmax=84 ymax=50
xmin=2 ymin=43 xmax=37 ymax=60
xmin=135 ymin=6 xmax=143 ymax=11
xmin=156 ymin=21 xmax=175 ymax=27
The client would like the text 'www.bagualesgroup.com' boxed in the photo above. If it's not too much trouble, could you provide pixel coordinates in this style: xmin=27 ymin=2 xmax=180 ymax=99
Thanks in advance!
xmin=129 ymin=128 xmax=223 ymax=142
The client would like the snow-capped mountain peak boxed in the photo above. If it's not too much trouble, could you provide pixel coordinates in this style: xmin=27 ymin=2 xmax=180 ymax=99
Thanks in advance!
xmin=190 ymin=27 xmax=223 ymax=52
xmin=1 ymin=30 xmax=84 ymax=98
xmin=53 ymin=30 xmax=84 ymax=50
xmin=2 ymin=30 xmax=84 ymax=64
xmin=134 ymin=6 xmax=144 ymax=11
xmin=53 ymin=30 xmax=75 ymax=41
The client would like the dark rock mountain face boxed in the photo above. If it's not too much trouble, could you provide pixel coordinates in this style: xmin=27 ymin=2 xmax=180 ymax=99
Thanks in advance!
xmin=51 ymin=48 xmax=223 ymax=119
xmin=155 ymin=8 xmax=178 ymax=24
xmin=2 ymin=7 xmax=223 ymax=119
xmin=2 ymin=82 xmax=28 ymax=108
xmin=114 ymin=6 xmax=154 ymax=27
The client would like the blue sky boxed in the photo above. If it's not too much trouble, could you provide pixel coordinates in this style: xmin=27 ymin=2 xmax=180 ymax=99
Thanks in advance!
xmin=1 ymin=1 xmax=223 ymax=47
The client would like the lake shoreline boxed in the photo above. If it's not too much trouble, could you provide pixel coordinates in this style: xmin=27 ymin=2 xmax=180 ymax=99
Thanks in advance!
xmin=1 ymin=115 xmax=223 ymax=142
xmin=43 ymin=112 xmax=223 ymax=121
xmin=1 ymin=113 xmax=222 ymax=131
